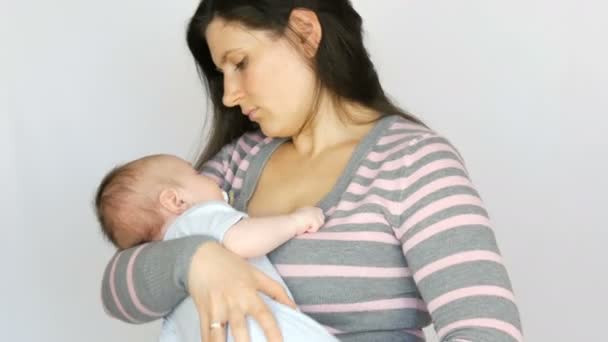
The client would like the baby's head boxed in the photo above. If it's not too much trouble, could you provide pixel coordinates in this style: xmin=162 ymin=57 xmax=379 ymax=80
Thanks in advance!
xmin=94 ymin=154 xmax=223 ymax=249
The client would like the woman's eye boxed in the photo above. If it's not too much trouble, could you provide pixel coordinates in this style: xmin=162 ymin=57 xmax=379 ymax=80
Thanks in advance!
xmin=235 ymin=57 xmax=248 ymax=71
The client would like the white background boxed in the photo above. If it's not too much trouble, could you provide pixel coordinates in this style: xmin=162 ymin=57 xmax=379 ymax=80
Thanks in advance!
xmin=2 ymin=1 xmax=606 ymax=341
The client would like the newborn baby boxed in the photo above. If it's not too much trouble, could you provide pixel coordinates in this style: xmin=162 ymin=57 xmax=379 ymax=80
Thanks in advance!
xmin=94 ymin=154 xmax=338 ymax=342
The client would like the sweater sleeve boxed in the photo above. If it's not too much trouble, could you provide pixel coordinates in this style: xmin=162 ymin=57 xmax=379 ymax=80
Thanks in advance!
xmin=100 ymin=138 xmax=244 ymax=323
xmin=393 ymin=133 xmax=523 ymax=341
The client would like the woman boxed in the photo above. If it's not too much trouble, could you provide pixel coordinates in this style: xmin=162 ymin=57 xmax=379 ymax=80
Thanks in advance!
xmin=101 ymin=1 xmax=523 ymax=341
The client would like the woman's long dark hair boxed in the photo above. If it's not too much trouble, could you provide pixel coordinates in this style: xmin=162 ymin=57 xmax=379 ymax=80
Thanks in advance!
xmin=187 ymin=0 xmax=423 ymax=170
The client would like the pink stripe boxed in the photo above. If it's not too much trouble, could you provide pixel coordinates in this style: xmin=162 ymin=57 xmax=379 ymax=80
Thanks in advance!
xmin=403 ymin=158 xmax=467 ymax=188
xmin=238 ymin=159 xmax=250 ymax=171
xmin=339 ymin=175 xmax=473 ymax=218
xmin=296 ymin=231 xmax=399 ymax=245
xmin=396 ymin=175 xmax=472 ymax=213
xmin=400 ymin=194 xmax=484 ymax=235
xmin=236 ymin=139 xmax=253 ymax=159
xmin=367 ymin=140 xmax=456 ymax=164
xmin=204 ymin=160 xmax=225 ymax=175
xmin=224 ymin=162 xmax=250 ymax=187
xmin=437 ymin=318 xmax=523 ymax=342
xmin=414 ymin=251 xmax=503 ymax=282
xmin=249 ymin=132 xmax=264 ymax=143
xmin=427 ymin=286 xmax=516 ymax=313
xmin=368 ymin=141 xmax=461 ymax=166
xmin=323 ymin=212 xmax=387 ymax=228
xmin=276 ymin=265 xmax=411 ymax=278
xmin=377 ymin=132 xmax=423 ymax=146
xmin=390 ymin=122 xmax=427 ymax=131
xmin=401 ymin=214 xmax=491 ymax=252
xmin=333 ymin=194 xmax=401 ymax=216
xmin=345 ymin=178 xmax=408 ymax=195
xmin=109 ymin=253 xmax=140 ymax=323
xmin=232 ymin=176 xmax=243 ymax=189
xmin=225 ymin=167 xmax=235 ymax=184
xmin=126 ymin=245 xmax=166 ymax=317
xmin=354 ymin=165 xmax=470 ymax=195
xmin=325 ymin=206 xmax=337 ymax=216
xmin=357 ymin=154 xmax=463 ymax=175
xmin=300 ymin=297 xmax=426 ymax=313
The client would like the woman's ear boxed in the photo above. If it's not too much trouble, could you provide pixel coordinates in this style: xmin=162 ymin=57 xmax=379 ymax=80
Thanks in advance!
xmin=289 ymin=8 xmax=322 ymax=58
xmin=159 ymin=188 xmax=189 ymax=214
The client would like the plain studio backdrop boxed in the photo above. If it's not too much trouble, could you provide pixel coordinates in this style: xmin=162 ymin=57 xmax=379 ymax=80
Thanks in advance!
xmin=2 ymin=0 xmax=606 ymax=341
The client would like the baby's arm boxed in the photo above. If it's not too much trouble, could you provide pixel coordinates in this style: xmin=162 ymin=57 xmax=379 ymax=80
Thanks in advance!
xmin=223 ymin=207 xmax=324 ymax=258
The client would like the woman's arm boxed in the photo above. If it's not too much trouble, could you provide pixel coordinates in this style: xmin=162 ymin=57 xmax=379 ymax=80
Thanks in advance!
xmin=101 ymin=236 xmax=212 ymax=323
xmin=395 ymin=134 xmax=523 ymax=341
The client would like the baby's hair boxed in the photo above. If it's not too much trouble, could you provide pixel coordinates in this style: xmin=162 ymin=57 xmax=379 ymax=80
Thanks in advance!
xmin=94 ymin=154 xmax=176 ymax=249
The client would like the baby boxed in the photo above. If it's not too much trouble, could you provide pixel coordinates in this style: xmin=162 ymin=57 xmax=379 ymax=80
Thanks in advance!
xmin=94 ymin=154 xmax=338 ymax=342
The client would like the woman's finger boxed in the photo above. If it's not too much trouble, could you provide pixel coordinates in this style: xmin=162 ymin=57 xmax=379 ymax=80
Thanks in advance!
xmin=227 ymin=305 xmax=250 ymax=342
xmin=209 ymin=322 xmax=227 ymax=342
xmin=195 ymin=298 xmax=211 ymax=342
xmin=208 ymin=295 xmax=228 ymax=342
xmin=254 ymin=270 xmax=296 ymax=309
xmin=249 ymin=297 xmax=283 ymax=342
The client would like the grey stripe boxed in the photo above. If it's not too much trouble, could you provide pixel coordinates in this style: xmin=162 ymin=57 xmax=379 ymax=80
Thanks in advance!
xmin=334 ymin=184 xmax=480 ymax=226
xmin=284 ymin=277 xmax=420 ymax=305
xmin=372 ymin=132 xmax=431 ymax=153
xmin=101 ymin=253 xmax=122 ymax=320
xmin=308 ymin=309 xmax=431 ymax=335
xmin=269 ymin=240 xmax=407 ymax=267
xmin=405 ymin=225 xmax=498 ymax=267
xmin=376 ymin=141 xmax=462 ymax=165
xmin=417 ymin=261 xmax=513 ymax=300
xmin=241 ymin=132 xmax=262 ymax=148
xmin=338 ymin=330 xmax=424 ymax=342
xmin=320 ymin=222 xmax=397 ymax=233
xmin=386 ymin=126 xmax=432 ymax=135
xmin=432 ymin=296 xmax=521 ymax=331
xmin=347 ymin=164 xmax=470 ymax=199
xmin=440 ymin=327 xmax=519 ymax=342
xmin=402 ymin=204 xmax=489 ymax=240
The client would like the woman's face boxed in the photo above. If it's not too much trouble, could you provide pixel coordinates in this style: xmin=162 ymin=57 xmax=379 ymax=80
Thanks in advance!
xmin=205 ymin=17 xmax=317 ymax=137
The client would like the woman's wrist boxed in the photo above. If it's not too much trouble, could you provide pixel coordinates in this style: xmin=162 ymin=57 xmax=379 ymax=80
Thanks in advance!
xmin=186 ymin=240 xmax=222 ymax=294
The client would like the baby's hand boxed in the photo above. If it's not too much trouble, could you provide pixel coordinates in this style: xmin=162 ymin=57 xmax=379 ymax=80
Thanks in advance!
xmin=290 ymin=207 xmax=325 ymax=235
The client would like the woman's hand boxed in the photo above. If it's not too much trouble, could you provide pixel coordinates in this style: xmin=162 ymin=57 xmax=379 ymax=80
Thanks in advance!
xmin=187 ymin=241 xmax=296 ymax=342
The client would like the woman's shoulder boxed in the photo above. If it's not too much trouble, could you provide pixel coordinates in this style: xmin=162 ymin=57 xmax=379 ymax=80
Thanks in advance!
xmin=370 ymin=114 xmax=466 ymax=169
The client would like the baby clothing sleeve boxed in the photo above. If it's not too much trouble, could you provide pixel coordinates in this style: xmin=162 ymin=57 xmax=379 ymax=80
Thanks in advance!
xmin=163 ymin=200 xmax=247 ymax=243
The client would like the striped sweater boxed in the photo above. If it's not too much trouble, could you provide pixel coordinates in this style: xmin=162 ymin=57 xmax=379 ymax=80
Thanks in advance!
xmin=101 ymin=115 xmax=522 ymax=341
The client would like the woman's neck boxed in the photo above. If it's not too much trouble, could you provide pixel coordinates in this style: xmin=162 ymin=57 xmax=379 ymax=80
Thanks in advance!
xmin=290 ymin=99 xmax=380 ymax=159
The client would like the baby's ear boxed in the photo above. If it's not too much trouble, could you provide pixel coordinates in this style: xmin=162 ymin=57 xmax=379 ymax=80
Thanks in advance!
xmin=159 ymin=188 xmax=188 ymax=214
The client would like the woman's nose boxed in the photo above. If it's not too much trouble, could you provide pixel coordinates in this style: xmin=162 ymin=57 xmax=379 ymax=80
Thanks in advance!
xmin=222 ymin=73 xmax=243 ymax=107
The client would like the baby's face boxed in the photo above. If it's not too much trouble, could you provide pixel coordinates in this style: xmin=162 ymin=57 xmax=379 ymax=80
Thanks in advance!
xmin=166 ymin=157 xmax=224 ymax=205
